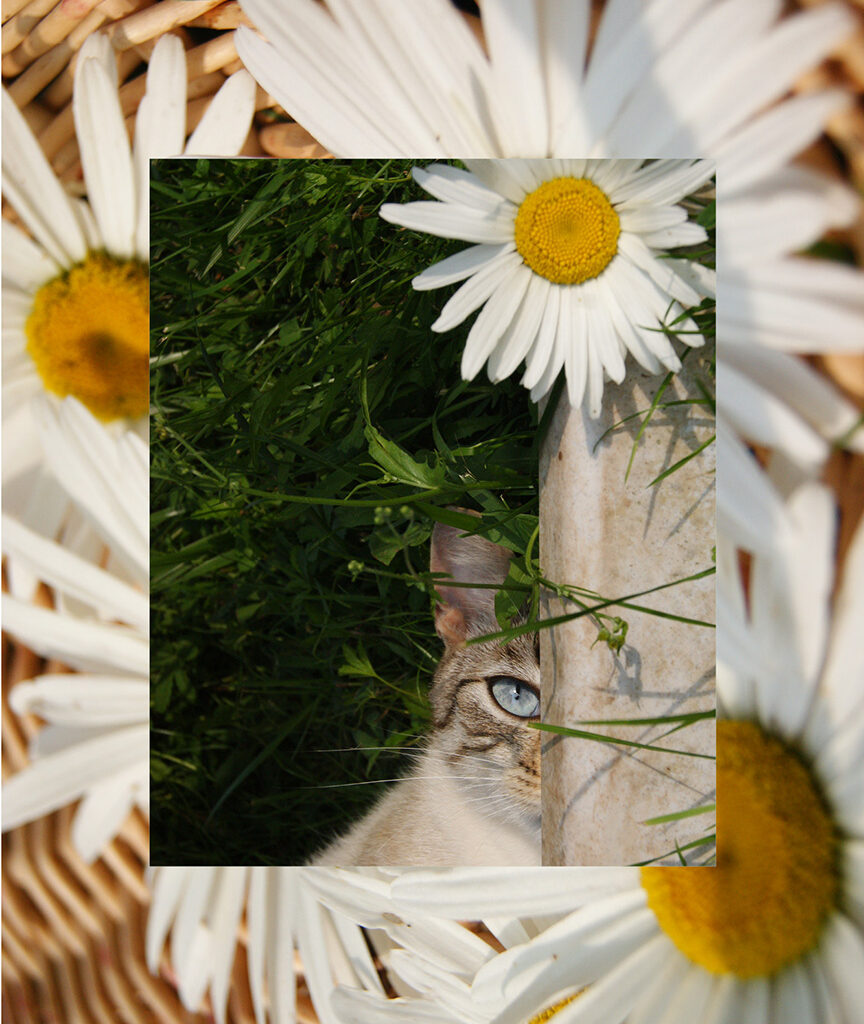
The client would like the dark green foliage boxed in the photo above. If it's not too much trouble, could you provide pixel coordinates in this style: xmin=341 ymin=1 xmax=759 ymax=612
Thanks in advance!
xmin=150 ymin=159 xmax=538 ymax=864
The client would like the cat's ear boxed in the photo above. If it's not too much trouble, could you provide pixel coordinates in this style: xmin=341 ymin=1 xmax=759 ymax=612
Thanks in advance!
xmin=430 ymin=511 xmax=513 ymax=645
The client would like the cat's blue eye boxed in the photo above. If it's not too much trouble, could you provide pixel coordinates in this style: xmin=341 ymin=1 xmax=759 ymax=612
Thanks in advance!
xmin=489 ymin=677 xmax=540 ymax=718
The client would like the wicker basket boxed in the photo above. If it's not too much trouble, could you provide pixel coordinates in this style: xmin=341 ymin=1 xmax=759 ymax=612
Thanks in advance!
xmin=2 ymin=2 xmax=863 ymax=1022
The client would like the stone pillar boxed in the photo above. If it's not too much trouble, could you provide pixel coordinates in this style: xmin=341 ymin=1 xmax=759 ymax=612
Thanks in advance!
xmin=539 ymin=350 xmax=715 ymax=865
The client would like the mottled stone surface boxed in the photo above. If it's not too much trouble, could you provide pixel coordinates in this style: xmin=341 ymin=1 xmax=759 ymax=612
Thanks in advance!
xmin=540 ymin=352 xmax=715 ymax=866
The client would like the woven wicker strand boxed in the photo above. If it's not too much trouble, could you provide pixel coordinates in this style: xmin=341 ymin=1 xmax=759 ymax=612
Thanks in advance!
xmin=1 ymin=0 xmax=327 ymax=168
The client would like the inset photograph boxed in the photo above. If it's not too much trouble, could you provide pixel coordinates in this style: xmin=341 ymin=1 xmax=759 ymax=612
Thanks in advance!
xmin=151 ymin=156 xmax=716 ymax=868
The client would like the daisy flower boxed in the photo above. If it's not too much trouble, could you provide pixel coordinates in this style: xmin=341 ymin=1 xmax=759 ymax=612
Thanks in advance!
xmin=2 ymin=31 xmax=255 ymax=545
xmin=1 ymin=397 xmax=149 ymax=862
xmin=347 ymin=481 xmax=864 ymax=1024
xmin=235 ymin=0 xmax=862 ymax=521
xmin=234 ymin=0 xmax=855 ymax=160
xmin=715 ymin=91 xmax=864 ymax=552
xmin=380 ymin=158 xmax=714 ymax=414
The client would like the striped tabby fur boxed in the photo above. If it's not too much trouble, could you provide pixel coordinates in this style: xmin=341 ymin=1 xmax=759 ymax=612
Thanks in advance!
xmin=312 ymin=514 xmax=540 ymax=866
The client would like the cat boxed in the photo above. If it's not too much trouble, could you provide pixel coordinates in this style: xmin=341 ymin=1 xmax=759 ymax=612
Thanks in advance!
xmin=311 ymin=512 xmax=541 ymax=866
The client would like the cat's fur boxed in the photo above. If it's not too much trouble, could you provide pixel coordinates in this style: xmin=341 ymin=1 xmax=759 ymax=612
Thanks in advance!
xmin=311 ymin=515 xmax=541 ymax=866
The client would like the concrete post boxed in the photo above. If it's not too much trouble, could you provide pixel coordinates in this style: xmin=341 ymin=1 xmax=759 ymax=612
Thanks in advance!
xmin=540 ymin=350 xmax=716 ymax=865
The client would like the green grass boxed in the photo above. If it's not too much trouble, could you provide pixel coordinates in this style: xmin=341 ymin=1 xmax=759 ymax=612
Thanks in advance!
xmin=149 ymin=159 xmax=539 ymax=864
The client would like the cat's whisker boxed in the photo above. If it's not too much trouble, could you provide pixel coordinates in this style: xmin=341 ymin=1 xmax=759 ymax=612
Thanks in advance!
xmin=312 ymin=744 xmax=425 ymax=753
xmin=309 ymin=774 xmax=490 ymax=791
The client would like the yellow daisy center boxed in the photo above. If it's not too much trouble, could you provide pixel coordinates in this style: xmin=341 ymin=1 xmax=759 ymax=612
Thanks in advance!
xmin=25 ymin=252 xmax=149 ymax=421
xmin=641 ymin=720 xmax=838 ymax=977
xmin=528 ymin=993 xmax=579 ymax=1022
xmin=513 ymin=177 xmax=620 ymax=285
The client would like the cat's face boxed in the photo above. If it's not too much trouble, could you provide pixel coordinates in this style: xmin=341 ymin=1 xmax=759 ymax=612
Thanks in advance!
xmin=429 ymin=621 xmax=541 ymax=835
xmin=428 ymin=515 xmax=541 ymax=837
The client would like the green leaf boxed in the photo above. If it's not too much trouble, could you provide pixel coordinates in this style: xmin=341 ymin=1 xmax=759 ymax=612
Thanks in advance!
xmin=642 ymin=802 xmax=715 ymax=825
xmin=365 ymin=425 xmax=446 ymax=488
xmin=368 ymin=520 xmax=432 ymax=565
xmin=339 ymin=642 xmax=384 ymax=680
xmin=495 ymin=559 xmax=534 ymax=628
xmin=696 ymin=200 xmax=715 ymax=229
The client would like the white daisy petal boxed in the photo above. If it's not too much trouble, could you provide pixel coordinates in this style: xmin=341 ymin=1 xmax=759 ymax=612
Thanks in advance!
xmin=473 ymin=899 xmax=656 ymax=1021
xmin=584 ymin=327 xmax=605 ymax=419
xmin=582 ymin=280 xmax=625 ymax=383
xmin=134 ymin=33 xmax=187 ymax=160
xmin=73 ymin=36 xmax=137 ymax=259
xmin=594 ymin=267 xmax=661 ymax=375
xmin=413 ymin=243 xmax=515 ymax=292
xmin=747 ymin=255 xmax=864 ymax=305
xmin=235 ymin=3 xmax=424 ymax=157
xmin=482 ymin=0 xmax=548 ymax=157
xmin=528 ymin=319 xmax=567 ymax=403
xmin=617 ymin=232 xmax=702 ymax=307
xmin=390 ymin=867 xmax=638 ymax=919
xmin=2 ymin=595 xmax=148 ymax=676
xmin=173 ymin=868 xmax=219 ymax=1011
xmin=618 ymin=204 xmax=687 ymax=234
xmin=605 ymin=0 xmax=782 ymax=154
xmin=2 ymin=514 xmax=148 ymax=633
xmin=208 ymin=869 xmax=249 ymax=1024
xmin=1 ymin=90 xmax=88 ymax=266
xmin=71 ymin=764 xmax=142 ymax=863
xmin=413 ymin=164 xmax=510 ymax=212
xmin=1 ymin=220 xmax=60 ymax=292
xmin=541 ymin=0 xmax=590 ymax=153
xmin=690 ymin=1 xmax=857 ymax=153
xmin=717 ymin=361 xmax=827 ymax=474
xmin=721 ymin=341 xmax=863 ymax=457
xmin=664 ymin=257 xmax=715 ymax=299
xmin=581 ymin=0 xmax=711 ymax=151
xmin=370 ymin=0 xmax=498 ymax=154
xmin=132 ymin=33 xmax=186 ymax=256
xmin=716 ymin=427 xmax=786 ymax=557
xmin=380 ymin=200 xmax=516 ymax=245
xmin=9 ymin=676 xmax=148 ymax=728
xmin=35 ymin=397 xmax=149 ymax=582
xmin=461 ymin=264 xmax=531 ymax=379
xmin=331 ymin=987 xmax=457 ymax=1023
xmin=820 ymin=913 xmax=864 ymax=1023
xmin=820 ymin=514 xmax=864 ymax=721
xmin=544 ymin=933 xmax=670 ymax=1024
xmin=486 ymin=272 xmax=549 ymax=382
xmin=185 ymin=70 xmax=257 ymax=157
xmin=716 ymin=89 xmax=851 ymax=196
xmin=462 ymin=160 xmax=530 ymax=206
xmin=246 ymin=867 xmax=270 ymax=1024
xmin=720 ymin=173 xmax=858 ymax=265
xmin=613 ymin=159 xmax=715 ymax=208
xmin=562 ymin=288 xmax=587 ymax=408
xmin=841 ymin=842 xmax=864 ymax=928
xmin=625 ymin=950 xmax=692 ymax=1024
xmin=773 ymin=955 xmax=817 ymax=1024
xmin=270 ymin=869 xmax=299 ymax=1024
xmin=522 ymin=282 xmax=562 ymax=390
xmin=432 ymin=249 xmax=523 ymax=333
xmin=1 ymin=723 xmax=148 ymax=834
xmin=803 ymin=951 xmax=844 ymax=1024
xmin=637 ymin=221 xmax=708 ymax=249
xmin=146 ymin=868 xmax=188 ymax=972
xmin=722 ymin=269 xmax=864 ymax=353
